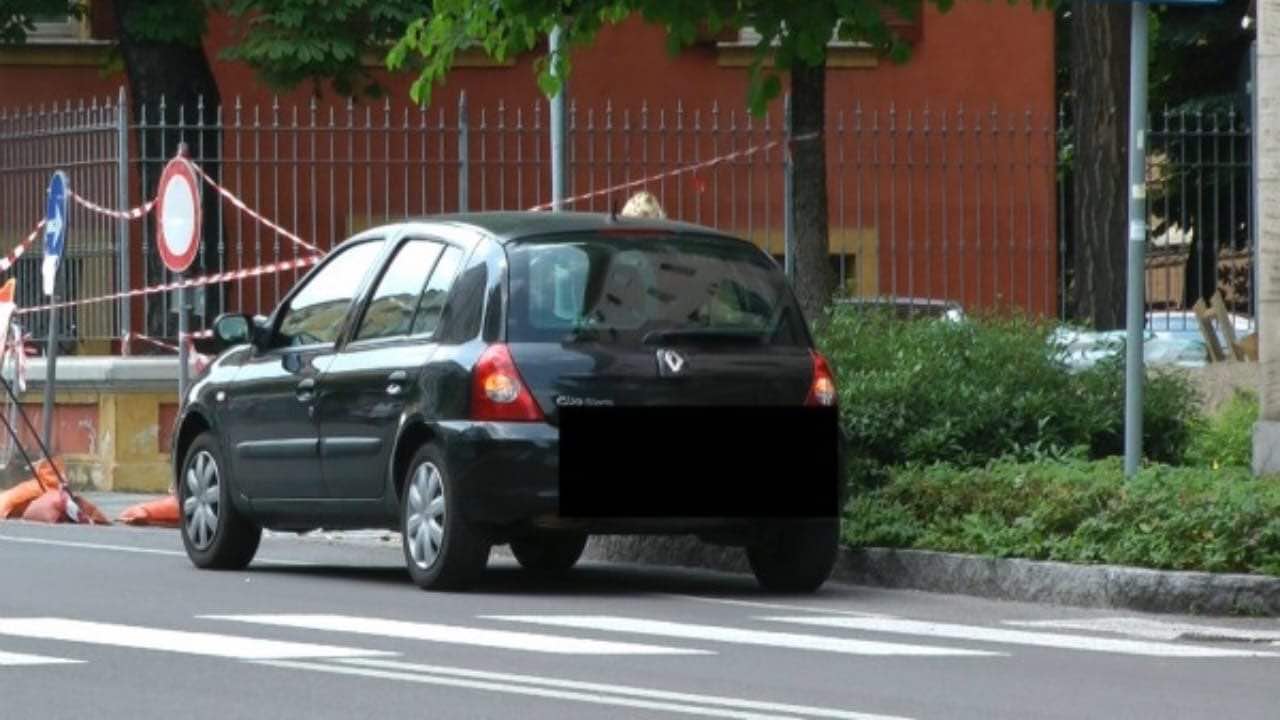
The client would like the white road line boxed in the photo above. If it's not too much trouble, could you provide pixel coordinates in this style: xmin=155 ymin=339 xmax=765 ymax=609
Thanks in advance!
xmin=336 ymin=657 xmax=910 ymax=720
xmin=485 ymin=615 xmax=1002 ymax=657
xmin=203 ymin=614 xmax=711 ymax=656
xmin=0 ymin=618 xmax=392 ymax=660
xmin=657 ymin=594 xmax=890 ymax=618
xmin=1003 ymin=617 xmax=1280 ymax=643
xmin=258 ymin=658 xmax=912 ymax=720
xmin=764 ymin=616 xmax=1280 ymax=659
xmin=0 ymin=534 xmax=316 ymax=566
xmin=0 ymin=649 xmax=82 ymax=666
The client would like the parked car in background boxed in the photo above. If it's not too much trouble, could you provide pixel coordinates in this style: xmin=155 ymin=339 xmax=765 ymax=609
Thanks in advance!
xmin=172 ymin=212 xmax=843 ymax=593
xmin=833 ymin=296 xmax=966 ymax=323
xmin=1053 ymin=310 xmax=1255 ymax=371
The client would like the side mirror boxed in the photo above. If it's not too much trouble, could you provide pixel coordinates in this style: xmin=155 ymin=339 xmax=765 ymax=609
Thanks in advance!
xmin=212 ymin=313 xmax=253 ymax=350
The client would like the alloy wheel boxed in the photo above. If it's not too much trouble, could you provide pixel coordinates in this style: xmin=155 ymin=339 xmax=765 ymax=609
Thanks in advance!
xmin=183 ymin=450 xmax=220 ymax=550
xmin=406 ymin=462 xmax=446 ymax=569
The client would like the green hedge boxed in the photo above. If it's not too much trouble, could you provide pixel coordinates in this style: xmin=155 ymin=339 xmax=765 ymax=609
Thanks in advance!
xmin=816 ymin=310 xmax=1201 ymax=487
xmin=843 ymin=457 xmax=1280 ymax=576
xmin=1186 ymin=390 xmax=1258 ymax=469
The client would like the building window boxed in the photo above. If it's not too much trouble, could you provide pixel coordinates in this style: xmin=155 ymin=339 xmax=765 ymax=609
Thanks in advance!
xmin=25 ymin=11 xmax=87 ymax=41
xmin=712 ymin=8 xmax=922 ymax=67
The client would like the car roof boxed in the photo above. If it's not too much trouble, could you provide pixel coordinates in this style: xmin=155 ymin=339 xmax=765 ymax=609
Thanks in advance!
xmin=355 ymin=211 xmax=741 ymax=245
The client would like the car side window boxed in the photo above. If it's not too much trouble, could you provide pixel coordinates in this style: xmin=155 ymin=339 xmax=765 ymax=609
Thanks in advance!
xmin=410 ymin=245 xmax=464 ymax=336
xmin=276 ymin=240 xmax=383 ymax=347
xmin=355 ymin=239 xmax=445 ymax=341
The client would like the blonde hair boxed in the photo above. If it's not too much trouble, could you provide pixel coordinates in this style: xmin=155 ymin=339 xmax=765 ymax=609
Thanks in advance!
xmin=620 ymin=191 xmax=665 ymax=219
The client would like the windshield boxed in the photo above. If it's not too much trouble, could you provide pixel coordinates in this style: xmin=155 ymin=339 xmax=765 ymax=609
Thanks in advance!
xmin=506 ymin=233 xmax=807 ymax=346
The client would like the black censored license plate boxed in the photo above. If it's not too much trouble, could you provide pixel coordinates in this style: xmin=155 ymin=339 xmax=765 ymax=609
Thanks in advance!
xmin=558 ymin=405 xmax=840 ymax=519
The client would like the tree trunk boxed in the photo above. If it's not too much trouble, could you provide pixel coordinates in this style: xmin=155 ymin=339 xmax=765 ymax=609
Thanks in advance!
xmin=1069 ymin=1 xmax=1130 ymax=330
xmin=113 ymin=0 xmax=222 ymax=339
xmin=789 ymin=60 xmax=835 ymax=326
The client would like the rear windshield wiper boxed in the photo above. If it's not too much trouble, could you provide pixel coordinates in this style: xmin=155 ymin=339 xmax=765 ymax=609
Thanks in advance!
xmin=641 ymin=328 xmax=768 ymax=345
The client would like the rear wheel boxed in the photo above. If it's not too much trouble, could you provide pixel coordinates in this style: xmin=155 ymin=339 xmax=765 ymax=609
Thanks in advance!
xmin=510 ymin=532 xmax=588 ymax=575
xmin=179 ymin=432 xmax=261 ymax=570
xmin=401 ymin=444 xmax=491 ymax=591
xmin=747 ymin=519 xmax=840 ymax=593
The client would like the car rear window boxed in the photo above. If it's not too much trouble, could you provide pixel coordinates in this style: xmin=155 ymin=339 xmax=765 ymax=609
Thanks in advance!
xmin=505 ymin=232 xmax=807 ymax=346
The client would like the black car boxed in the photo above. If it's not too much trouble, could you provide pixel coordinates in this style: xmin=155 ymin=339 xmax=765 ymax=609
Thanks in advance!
xmin=173 ymin=212 xmax=844 ymax=592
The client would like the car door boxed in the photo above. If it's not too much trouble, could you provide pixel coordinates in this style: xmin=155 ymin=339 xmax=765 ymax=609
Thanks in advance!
xmin=222 ymin=237 xmax=386 ymax=500
xmin=316 ymin=236 xmax=468 ymax=500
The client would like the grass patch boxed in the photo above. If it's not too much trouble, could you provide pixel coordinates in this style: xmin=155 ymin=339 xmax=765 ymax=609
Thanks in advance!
xmin=843 ymin=457 xmax=1280 ymax=576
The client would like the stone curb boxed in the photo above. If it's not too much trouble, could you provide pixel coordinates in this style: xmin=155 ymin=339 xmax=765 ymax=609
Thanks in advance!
xmin=584 ymin=536 xmax=1280 ymax=616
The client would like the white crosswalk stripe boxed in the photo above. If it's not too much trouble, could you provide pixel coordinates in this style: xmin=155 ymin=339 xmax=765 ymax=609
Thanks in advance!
xmin=763 ymin=616 xmax=1280 ymax=658
xmin=257 ymin=657 xmax=911 ymax=720
xmin=203 ymin=614 xmax=711 ymax=655
xmin=484 ymin=615 xmax=1004 ymax=657
xmin=0 ymin=618 xmax=393 ymax=660
xmin=0 ymin=649 xmax=82 ymax=666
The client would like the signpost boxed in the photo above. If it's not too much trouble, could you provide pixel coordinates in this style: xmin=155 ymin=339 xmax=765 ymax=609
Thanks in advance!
xmin=155 ymin=150 xmax=201 ymax=407
xmin=41 ymin=171 xmax=68 ymax=451
xmin=1120 ymin=0 xmax=1223 ymax=478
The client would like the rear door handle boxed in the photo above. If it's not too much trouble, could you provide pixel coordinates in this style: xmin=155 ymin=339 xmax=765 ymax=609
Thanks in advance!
xmin=296 ymin=377 xmax=316 ymax=402
xmin=386 ymin=370 xmax=408 ymax=396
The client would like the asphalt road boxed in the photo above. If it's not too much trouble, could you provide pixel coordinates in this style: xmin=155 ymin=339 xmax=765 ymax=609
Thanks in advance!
xmin=1 ymin=519 xmax=1278 ymax=720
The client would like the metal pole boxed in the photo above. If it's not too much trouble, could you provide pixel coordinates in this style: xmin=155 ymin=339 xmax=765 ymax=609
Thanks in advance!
xmin=116 ymin=85 xmax=130 ymax=338
xmin=41 ymin=268 xmax=58 ymax=451
xmin=549 ymin=24 xmax=568 ymax=210
xmin=1251 ymin=39 xmax=1259 ymax=324
xmin=1123 ymin=3 xmax=1149 ymax=478
xmin=458 ymin=92 xmax=469 ymax=212
xmin=784 ymin=93 xmax=795 ymax=283
xmin=178 ymin=279 xmax=189 ymax=409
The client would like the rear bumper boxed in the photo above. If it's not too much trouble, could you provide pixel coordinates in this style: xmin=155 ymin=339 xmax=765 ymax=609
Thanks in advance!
xmin=437 ymin=416 xmax=847 ymax=530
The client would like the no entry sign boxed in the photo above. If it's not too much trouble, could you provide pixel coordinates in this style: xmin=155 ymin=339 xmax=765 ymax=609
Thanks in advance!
xmin=156 ymin=157 xmax=201 ymax=273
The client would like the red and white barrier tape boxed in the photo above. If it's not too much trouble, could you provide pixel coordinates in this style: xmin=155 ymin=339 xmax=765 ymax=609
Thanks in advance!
xmin=16 ymin=255 xmax=320 ymax=316
xmin=527 ymin=131 xmax=820 ymax=212
xmin=123 ymin=331 xmax=183 ymax=355
xmin=69 ymin=192 xmax=154 ymax=221
xmin=190 ymin=162 xmax=327 ymax=257
xmin=0 ymin=220 xmax=45 ymax=273
xmin=122 ymin=332 xmax=213 ymax=374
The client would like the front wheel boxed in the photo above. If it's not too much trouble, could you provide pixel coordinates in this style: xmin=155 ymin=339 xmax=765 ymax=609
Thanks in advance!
xmin=400 ymin=445 xmax=490 ymax=591
xmin=746 ymin=519 xmax=840 ymax=593
xmin=179 ymin=432 xmax=261 ymax=570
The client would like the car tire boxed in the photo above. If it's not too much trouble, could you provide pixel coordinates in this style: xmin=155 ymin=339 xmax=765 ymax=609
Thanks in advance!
xmin=510 ymin=532 xmax=588 ymax=575
xmin=179 ymin=432 xmax=261 ymax=570
xmin=746 ymin=519 xmax=840 ymax=593
xmin=400 ymin=444 xmax=490 ymax=591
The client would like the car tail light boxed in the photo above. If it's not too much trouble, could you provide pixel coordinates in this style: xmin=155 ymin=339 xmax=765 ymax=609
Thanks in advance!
xmin=471 ymin=344 xmax=545 ymax=421
xmin=805 ymin=351 xmax=838 ymax=407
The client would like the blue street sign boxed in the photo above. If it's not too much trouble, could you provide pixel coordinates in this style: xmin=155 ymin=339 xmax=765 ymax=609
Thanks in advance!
xmin=43 ymin=170 xmax=68 ymax=297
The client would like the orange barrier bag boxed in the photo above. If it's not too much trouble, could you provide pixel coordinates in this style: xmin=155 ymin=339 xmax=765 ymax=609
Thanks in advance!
xmin=69 ymin=493 xmax=111 ymax=525
xmin=32 ymin=458 xmax=67 ymax=492
xmin=0 ymin=479 xmax=43 ymax=519
xmin=117 ymin=495 xmax=180 ymax=527
xmin=21 ymin=489 xmax=66 ymax=523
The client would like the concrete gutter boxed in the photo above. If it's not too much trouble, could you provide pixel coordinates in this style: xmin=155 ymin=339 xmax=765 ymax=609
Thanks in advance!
xmin=585 ymin=536 xmax=1280 ymax=616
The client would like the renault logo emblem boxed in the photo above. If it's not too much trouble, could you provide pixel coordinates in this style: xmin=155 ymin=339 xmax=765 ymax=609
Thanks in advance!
xmin=658 ymin=349 xmax=686 ymax=374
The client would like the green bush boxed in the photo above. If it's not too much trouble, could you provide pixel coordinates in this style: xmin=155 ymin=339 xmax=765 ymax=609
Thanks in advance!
xmin=843 ymin=457 xmax=1280 ymax=576
xmin=815 ymin=310 xmax=1202 ymax=487
xmin=1186 ymin=390 xmax=1258 ymax=469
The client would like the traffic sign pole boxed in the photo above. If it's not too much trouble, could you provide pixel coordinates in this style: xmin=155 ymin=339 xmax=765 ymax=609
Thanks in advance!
xmin=42 ymin=269 xmax=58 ymax=450
xmin=1123 ymin=3 xmax=1149 ymax=478
xmin=156 ymin=147 xmax=201 ymax=409
xmin=40 ymin=170 xmax=69 ymax=453
xmin=178 ymin=279 xmax=189 ymax=409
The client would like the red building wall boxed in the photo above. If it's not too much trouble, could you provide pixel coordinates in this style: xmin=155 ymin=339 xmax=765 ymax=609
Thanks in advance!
xmin=0 ymin=4 xmax=1056 ymax=319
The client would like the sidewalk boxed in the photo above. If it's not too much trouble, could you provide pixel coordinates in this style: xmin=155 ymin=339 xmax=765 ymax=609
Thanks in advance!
xmin=81 ymin=491 xmax=166 ymax=522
